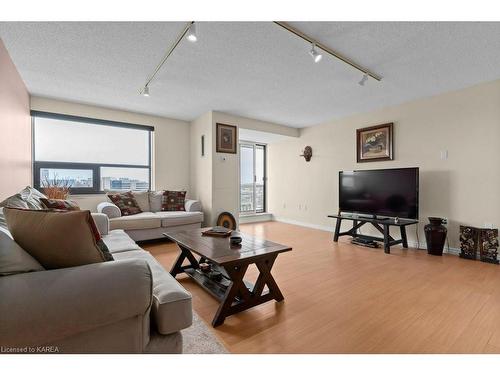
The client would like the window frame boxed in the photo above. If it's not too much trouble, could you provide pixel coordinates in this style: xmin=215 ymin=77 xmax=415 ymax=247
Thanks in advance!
xmin=239 ymin=141 xmax=267 ymax=215
xmin=31 ymin=111 xmax=153 ymax=195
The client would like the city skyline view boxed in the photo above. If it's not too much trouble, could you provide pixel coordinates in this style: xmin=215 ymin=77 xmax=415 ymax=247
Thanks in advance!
xmin=40 ymin=167 xmax=150 ymax=191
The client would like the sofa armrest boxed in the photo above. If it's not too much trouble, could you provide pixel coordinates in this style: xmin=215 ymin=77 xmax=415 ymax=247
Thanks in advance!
xmin=0 ymin=259 xmax=153 ymax=348
xmin=185 ymin=199 xmax=202 ymax=212
xmin=97 ymin=201 xmax=121 ymax=219
xmin=91 ymin=212 xmax=109 ymax=235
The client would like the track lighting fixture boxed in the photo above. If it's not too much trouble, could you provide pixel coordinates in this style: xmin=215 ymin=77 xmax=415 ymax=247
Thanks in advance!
xmin=139 ymin=22 xmax=196 ymax=96
xmin=140 ymin=22 xmax=381 ymax=97
xmin=274 ymin=22 xmax=381 ymax=82
xmin=358 ymin=73 xmax=369 ymax=86
xmin=309 ymin=43 xmax=322 ymax=63
xmin=186 ymin=23 xmax=198 ymax=42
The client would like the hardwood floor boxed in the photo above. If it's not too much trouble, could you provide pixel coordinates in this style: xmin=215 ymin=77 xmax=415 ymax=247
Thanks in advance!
xmin=143 ymin=221 xmax=500 ymax=354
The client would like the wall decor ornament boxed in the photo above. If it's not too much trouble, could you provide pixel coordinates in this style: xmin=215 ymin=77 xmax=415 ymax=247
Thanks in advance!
xmin=300 ymin=146 xmax=313 ymax=162
xmin=459 ymin=226 xmax=479 ymax=260
xmin=459 ymin=226 xmax=499 ymax=264
xmin=217 ymin=211 xmax=237 ymax=230
xmin=216 ymin=123 xmax=237 ymax=154
xmin=356 ymin=123 xmax=393 ymax=162
xmin=480 ymin=228 xmax=499 ymax=264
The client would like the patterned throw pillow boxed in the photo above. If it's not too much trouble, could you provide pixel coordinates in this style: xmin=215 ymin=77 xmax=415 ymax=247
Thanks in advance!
xmin=0 ymin=193 xmax=30 ymax=209
xmin=107 ymin=192 xmax=142 ymax=216
xmin=40 ymin=198 xmax=80 ymax=211
xmin=161 ymin=191 xmax=186 ymax=211
xmin=0 ymin=208 xmax=7 ymax=231
xmin=19 ymin=186 xmax=47 ymax=209
xmin=87 ymin=213 xmax=113 ymax=262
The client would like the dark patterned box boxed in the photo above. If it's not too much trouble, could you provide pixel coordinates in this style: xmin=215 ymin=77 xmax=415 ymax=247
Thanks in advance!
xmin=479 ymin=228 xmax=499 ymax=264
xmin=459 ymin=225 xmax=479 ymax=260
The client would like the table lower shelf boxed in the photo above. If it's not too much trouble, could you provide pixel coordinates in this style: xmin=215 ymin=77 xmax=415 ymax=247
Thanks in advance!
xmin=184 ymin=266 xmax=256 ymax=302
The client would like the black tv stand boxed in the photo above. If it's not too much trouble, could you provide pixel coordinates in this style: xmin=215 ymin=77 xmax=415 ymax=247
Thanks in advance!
xmin=328 ymin=214 xmax=419 ymax=254
xmin=358 ymin=214 xmax=390 ymax=221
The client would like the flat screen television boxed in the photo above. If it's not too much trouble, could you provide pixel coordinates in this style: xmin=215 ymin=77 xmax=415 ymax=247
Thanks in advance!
xmin=339 ymin=167 xmax=419 ymax=219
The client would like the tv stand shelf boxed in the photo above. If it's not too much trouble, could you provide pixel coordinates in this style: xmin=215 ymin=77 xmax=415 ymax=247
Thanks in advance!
xmin=328 ymin=214 xmax=418 ymax=254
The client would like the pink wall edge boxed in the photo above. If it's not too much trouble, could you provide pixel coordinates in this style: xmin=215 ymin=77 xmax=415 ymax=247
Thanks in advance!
xmin=0 ymin=38 xmax=31 ymax=201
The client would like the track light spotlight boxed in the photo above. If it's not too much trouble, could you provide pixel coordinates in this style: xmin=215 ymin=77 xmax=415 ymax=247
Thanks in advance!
xmin=141 ymin=86 xmax=150 ymax=97
xmin=309 ymin=43 xmax=322 ymax=63
xmin=358 ymin=73 xmax=369 ymax=86
xmin=186 ymin=23 xmax=197 ymax=42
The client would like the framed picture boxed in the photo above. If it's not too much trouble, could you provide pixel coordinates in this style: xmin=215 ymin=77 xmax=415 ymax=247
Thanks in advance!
xmin=356 ymin=123 xmax=393 ymax=162
xmin=216 ymin=123 xmax=237 ymax=154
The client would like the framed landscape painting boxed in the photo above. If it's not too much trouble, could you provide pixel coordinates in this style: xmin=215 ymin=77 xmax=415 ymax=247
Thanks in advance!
xmin=356 ymin=123 xmax=393 ymax=162
xmin=216 ymin=123 xmax=237 ymax=154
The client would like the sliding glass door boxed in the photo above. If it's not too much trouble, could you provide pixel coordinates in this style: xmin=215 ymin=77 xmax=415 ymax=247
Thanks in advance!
xmin=240 ymin=142 xmax=266 ymax=214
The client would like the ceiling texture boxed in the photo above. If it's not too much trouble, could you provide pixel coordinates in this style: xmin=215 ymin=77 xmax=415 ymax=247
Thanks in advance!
xmin=1 ymin=22 xmax=500 ymax=128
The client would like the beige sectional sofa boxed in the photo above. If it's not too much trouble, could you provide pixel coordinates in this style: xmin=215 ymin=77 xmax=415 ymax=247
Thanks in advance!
xmin=98 ymin=196 xmax=204 ymax=242
xmin=0 ymin=207 xmax=193 ymax=353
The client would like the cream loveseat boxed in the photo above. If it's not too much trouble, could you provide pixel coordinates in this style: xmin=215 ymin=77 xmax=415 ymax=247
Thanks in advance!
xmin=97 ymin=191 xmax=204 ymax=242
xmin=0 ymin=187 xmax=193 ymax=354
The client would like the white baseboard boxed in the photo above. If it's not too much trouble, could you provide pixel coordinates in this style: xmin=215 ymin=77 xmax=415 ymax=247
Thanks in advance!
xmin=272 ymin=216 xmax=333 ymax=232
xmin=406 ymin=240 xmax=461 ymax=255
xmin=239 ymin=213 xmax=273 ymax=224
xmin=273 ymin=216 xmax=463 ymax=256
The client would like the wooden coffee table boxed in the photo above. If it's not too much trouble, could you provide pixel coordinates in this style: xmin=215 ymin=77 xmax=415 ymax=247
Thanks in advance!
xmin=164 ymin=228 xmax=292 ymax=327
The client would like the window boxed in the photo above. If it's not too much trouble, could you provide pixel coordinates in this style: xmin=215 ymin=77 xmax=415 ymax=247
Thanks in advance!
xmin=32 ymin=111 xmax=153 ymax=194
xmin=240 ymin=142 xmax=266 ymax=214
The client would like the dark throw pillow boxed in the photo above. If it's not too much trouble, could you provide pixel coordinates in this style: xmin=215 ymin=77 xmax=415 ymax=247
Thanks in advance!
xmin=40 ymin=198 xmax=80 ymax=211
xmin=3 ymin=208 xmax=113 ymax=270
xmin=161 ymin=191 xmax=186 ymax=211
xmin=107 ymin=191 xmax=142 ymax=216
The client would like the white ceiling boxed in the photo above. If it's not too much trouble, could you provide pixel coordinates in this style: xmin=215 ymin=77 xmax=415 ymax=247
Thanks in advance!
xmin=1 ymin=22 xmax=500 ymax=128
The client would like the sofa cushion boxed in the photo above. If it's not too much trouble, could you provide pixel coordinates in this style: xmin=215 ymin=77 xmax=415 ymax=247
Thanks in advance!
xmin=40 ymin=198 xmax=80 ymax=211
xmin=113 ymin=250 xmax=193 ymax=334
xmin=102 ymin=229 xmax=142 ymax=254
xmin=3 ymin=208 xmax=113 ymax=269
xmin=0 ymin=228 xmax=45 ymax=276
xmin=149 ymin=191 xmax=164 ymax=212
xmin=109 ymin=212 xmax=161 ymax=231
xmin=155 ymin=211 xmax=204 ymax=228
xmin=133 ymin=191 xmax=151 ymax=212
xmin=161 ymin=191 xmax=186 ymax=211
xmin=107 ymin=192 xmax=142 ymax=216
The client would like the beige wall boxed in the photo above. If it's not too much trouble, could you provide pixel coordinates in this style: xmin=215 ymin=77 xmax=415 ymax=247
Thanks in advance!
xmin=212 ymin=111 xmax=299 ymax=138
xmin=189 ymin=111 xmax=213 ymax=225
xmin=0 ymin=39 xmax=31 ymax=201
xmin=190 ymin=110 xmax=298 ymax=226
xmin=268 ymin=79 xmax=500 ymax=249
xmin=211 ymin=112 xmax=241 ymax=227
xmin=30 ymin=97 xmax=191 ymax=211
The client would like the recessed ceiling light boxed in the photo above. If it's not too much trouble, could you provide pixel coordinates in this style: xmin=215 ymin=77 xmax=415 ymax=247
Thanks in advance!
xmin=309 ymin=43 xmax=322 ymax=63
xmin=186 ymin=23 xmax=197 ymax=42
